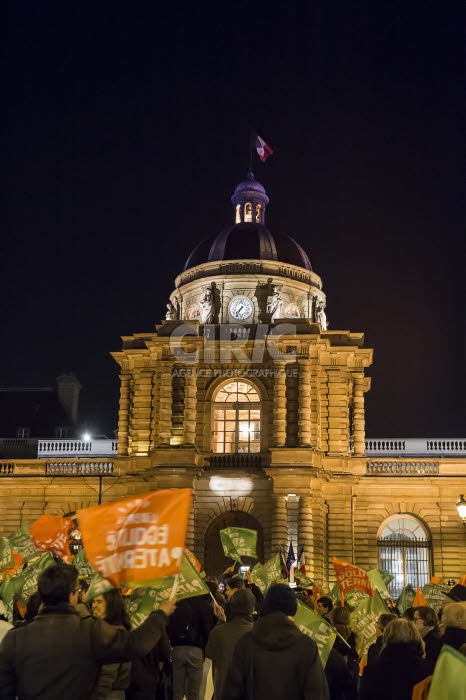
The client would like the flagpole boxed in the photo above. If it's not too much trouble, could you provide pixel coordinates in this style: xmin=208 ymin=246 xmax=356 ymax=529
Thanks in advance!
xmin=170 ymin=573 xmax=180 ymax=601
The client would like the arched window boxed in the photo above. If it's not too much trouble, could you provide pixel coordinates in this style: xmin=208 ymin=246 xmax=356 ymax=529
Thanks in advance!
xmin=244 ymin=202 xmax=252 ymax=222
xmin=255 ymin=203 xmax=262 ymax=222
xmin=235 ymin=204 xmax=241 ymax=223
xmin=212 ymin=380 xmax=261 ymax=453
xmin=378 ymin=516 xmax=431 ymax=598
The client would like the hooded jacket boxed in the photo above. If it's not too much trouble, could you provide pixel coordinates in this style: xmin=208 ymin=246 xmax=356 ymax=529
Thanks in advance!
xmin=222 ymin=611 xmax=329 ymax=700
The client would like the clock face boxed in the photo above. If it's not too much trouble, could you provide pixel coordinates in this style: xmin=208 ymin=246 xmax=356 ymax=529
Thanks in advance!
xmin=229 ymin=296 xmax=254 ymax=321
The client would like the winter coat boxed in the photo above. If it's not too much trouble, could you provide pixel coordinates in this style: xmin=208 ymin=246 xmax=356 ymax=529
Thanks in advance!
xmin=442 ymin=626 xmax=466 ymax=651
xmin=0 ymin=602 xmax=168 ymax=700
xmin=324 ymin=647 xmax=355 ymax=700
xmin=125 ymin=626 xmax=171 ymax=700
xmin=167 ymin=594 xmax=216 ymax=651
xmin=206 ymin=617 xmax=253 ymax=700
xmin=366 ymin=636 xmax=383 ymax=666
xmin=422 ymin=627 xmax=443 ymax=664
xmin=222 ymin=611 xmax=329 ymax=700
xmin=359 ymin=641 xmax=434 ymax=700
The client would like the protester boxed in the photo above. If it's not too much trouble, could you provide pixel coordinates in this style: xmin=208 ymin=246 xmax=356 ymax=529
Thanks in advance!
xmin=167 ymin=593 xmax=217 ymax=700
xmin=125 ymin=619 xmax=171 ymax=700
xmin=0 ymin=563 xmax=175 ymax=700
xmin=205 ymin=588 xmax=255 ymax=700
xmin=92 ymin=589 xmax=132 ymax=699
xmin=359 ymin=618 xmax=434 ymax=700
xmin=331 ymin=606 xmax=359 ymax=698
xmin=205 ymin=576 xmax=227 ymax=607
xmin=222 ymin=583 xmax=329 ymax=700
xmin=316 ymin=595 xmax=334 ymax=624
xmin=401 ymin=606 xmax=416 ymax=621
xmin=366 ymin=613 xmax=397 ymax=666
xmin=441 ymin=601 xmax=466 ymax=651
xmin=413 ymin=606 xmax=443 ymax=663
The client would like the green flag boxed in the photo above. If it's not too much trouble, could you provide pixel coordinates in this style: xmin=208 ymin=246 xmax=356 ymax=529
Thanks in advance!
xmin=0 ymin=575 xmax=15 ymax=623
xmin=153 ymin=554 xmax=210 ymax=605
xmin=366 ymin=569 xmax=391 ymax=600
xmin=428 ymin=645 xmax=466 ymax=700
xmin=219 ymin=527 xmax=257 ymax=563
xmin=12 ymin=552 xmax=55 ymax=604
xmin=8 ymin=525 xmax=36 ymax=560
xmin=350 ymin=589 xmax=388 ymax=659
xmin=396 ymin=583 xmax=415 ymax=614
xmin=0 ymin=537 xmax=14 ymax=571
xmin=85 ymin=572 xmax=115 ymax=601
xmin=421 ymin=582 xmax=450 ymax=612
xmin=252 ymin=554 xmax=282 ymax=594
xmin=72 ymin=548 xmax=95 ymax=580
xmin=295 ymin=571 xmax=315 ymax=588
xmin=294 ymin=600 xmax=337 ymax=668
xmin=126 ymin=588 xmax=159 ymax=629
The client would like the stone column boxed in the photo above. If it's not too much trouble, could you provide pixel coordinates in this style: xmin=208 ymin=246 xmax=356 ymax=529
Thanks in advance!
xmin=273 ymin=362 xmax=287 ymax=447
xmin=158 ymin=361 xmax=174 ymax=446
xmin=131 ymin=370 xmax=153 ymax=455
xmin=117 ymin=372 xmax=131 ymax=456
xmin=327 ymin=369 xmax=349 ymax=455
xmin=298 ymin=359 xmax=311 ymax=446
xmin=352 ymin=375 xmax=370 ymax=456
xmin=298 ymin=495 xmax=317 ymax=580
xmin=183 ymin=370 xmax=198 ymax=445
xmin=271 ymin=495 xmax=288 ymax=554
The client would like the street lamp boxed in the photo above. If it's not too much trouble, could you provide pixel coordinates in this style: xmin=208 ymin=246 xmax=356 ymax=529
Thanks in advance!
xmin=456 ymin=494 xmax=466 ymax=527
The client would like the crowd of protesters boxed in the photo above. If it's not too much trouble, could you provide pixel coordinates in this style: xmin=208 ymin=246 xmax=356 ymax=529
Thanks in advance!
xmin=0 ymin=559 xmax=465 ymax=700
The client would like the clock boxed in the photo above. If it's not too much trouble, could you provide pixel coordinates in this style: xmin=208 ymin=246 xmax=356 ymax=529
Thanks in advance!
xmin=228 ymin=296 xmax=254 ymax=321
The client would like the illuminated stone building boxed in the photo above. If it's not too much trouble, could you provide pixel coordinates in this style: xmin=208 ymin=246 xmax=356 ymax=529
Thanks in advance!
xmin=1 ymin=174 xmax=465 ymax=594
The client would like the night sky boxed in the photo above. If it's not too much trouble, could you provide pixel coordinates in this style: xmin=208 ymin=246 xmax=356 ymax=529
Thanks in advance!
xmin=2 ymin=2 xmax=465 ymax=438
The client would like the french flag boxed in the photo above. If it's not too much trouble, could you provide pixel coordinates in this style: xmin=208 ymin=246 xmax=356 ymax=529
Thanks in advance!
xmin=297 ymin=546 xmax=306 ymax=575
xmin=255 ymin=134 xmax=274 ymax=163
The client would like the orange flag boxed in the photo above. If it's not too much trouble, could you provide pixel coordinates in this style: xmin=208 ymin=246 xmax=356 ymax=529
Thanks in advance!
xmin=77 ymin=489 xmax=192 ymax=588
xmin=184 ymin=547 xmax=201 ymax=573
xmin=332 ymin=556 xmax=374 ymax=605
xmin=29 ymin=514 xmax=74 ymax=562
xmin=3 ymin=550 xmax=23 ymax=579
xmin=430 ymin=577 xmax=441 ymax=584
xmin=413 ymin=586 xmax=428 ymax=607
xmin=458 ymin=575 xmax=466 ymax=586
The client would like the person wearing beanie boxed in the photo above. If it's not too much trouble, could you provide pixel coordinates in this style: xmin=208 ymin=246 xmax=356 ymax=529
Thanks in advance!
xmin=206 ymin=588 xmax=256 ymax=700
xmin=222 ymin=583 xmax=329 ymax=700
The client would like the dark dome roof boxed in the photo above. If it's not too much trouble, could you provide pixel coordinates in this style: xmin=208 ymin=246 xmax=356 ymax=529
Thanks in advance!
xmin=183 ymin=223 xmax=312 ymax=272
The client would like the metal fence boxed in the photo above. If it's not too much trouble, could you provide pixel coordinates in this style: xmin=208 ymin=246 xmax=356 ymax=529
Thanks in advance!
xmin=378 ymin=535 xmax=431 ymax=599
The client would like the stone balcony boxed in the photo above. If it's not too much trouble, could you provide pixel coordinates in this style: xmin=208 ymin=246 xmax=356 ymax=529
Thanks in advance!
xmin=37 ymin=439 xmax=118 ymax=458
xmin=365 ymin=438 xmax=466 ymax=457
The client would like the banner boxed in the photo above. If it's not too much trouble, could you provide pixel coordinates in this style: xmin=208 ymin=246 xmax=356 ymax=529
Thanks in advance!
xmin=350 ymin=589 xmax=388 ymax=659
xmin=77 ymin=489 xmax=192 ymax=587
xmin=294 ymin=600 xmax=337 ymax=668
xmin=421 ymin=582 xmax=450 ymax=612
xmin=0 ymin=537 xmax=14 ymax=571
xmin=72 ymin=548 xmax=95 ymax=580
xmin=427 ymin=644 xmax=466 ymax=700
xmin=8 ymin=525 xmax=36 ymax=560
xmin=332 ymin=557 xmax=374 ymax=605
xmin=252 ymin=554 xmax=282 ymax=594
xmin=85 ymin=572 xmax=115 ymax=601
xmin=12 ymin=552 xmax=55 ymax=604
xmin=396 ymin=584 xmax=415 ymax=614
xmin=219 ymin=527 xmax=257 ymax=563
xmin=29 ymin=514 xmax=73 ymax=562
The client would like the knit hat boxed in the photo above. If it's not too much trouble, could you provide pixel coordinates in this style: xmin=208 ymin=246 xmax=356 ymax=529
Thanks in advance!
xmin=229 ymin=588 xmax=256 ymax=617
xmin=444 ymin=584 xmax=466 ymax=603
xmin=263 ymin=583 xmax=297 ymax=617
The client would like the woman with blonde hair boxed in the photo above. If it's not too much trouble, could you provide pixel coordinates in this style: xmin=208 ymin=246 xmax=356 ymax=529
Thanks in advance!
xmin=359 ymin=618 xmax=434 ymax=700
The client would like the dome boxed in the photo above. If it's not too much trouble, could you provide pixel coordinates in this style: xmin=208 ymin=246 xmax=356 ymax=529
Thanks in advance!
xmin=183 ymin=173 xmax=312 ymax=272
xmin=183 ymin=224 xmax=312 ymax=272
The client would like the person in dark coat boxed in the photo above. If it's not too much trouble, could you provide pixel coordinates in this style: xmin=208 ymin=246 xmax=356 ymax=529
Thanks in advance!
xmin=366 ymin=613 xmax=397 ymax=666
xmin=125 ymin=626 xmax=171 ymax=700
xmin=0 ymin=564 xmax=175 ymax=700
xmin=441 ymin=601 xmax=466 ymax=651
xmin=413 ymin=606 xmax=443 ymax=663
xmin=222 ymin=583 xmax=329 ymax=700
xmin=205 ymin=588 xmax=255 ymax=700
xmin=359 ymin=618 xmax=434 ymax=700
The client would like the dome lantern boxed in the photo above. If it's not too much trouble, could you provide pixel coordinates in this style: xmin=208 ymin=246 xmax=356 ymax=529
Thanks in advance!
xmin=231 ymin=172 xmax=269 ymax=225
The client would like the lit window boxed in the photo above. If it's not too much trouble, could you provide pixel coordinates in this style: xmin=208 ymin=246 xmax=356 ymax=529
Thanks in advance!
xmin=212 ymin=380 xmax=261 ymax=454
xmin=256 ymin=203 xmax=262 ymax=222
xmin=235 ymin=204 xmax=241 ymax=223
xmin=16 ymin=427 xmax=31 ymax=439
xmin=244 ymin=203 xmax=252 ymax=222
xmin=378 ymin=516 xmax=431 ymax=598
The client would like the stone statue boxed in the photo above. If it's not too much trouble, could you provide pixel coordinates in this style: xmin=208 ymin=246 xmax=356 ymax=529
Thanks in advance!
xmin=165 ymin=301 xmax=177 ymax=321
xmin=316 ymin=300 xmax=328 ymax=331
xmin=266 ymin=286 xmax=282 ymax=321
xmin=200 ymin=285 xmax=215 ymax=324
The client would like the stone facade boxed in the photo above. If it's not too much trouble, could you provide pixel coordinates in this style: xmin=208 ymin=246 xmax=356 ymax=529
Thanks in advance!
xmin=1 ymin=174 xmax=465 ymax=590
